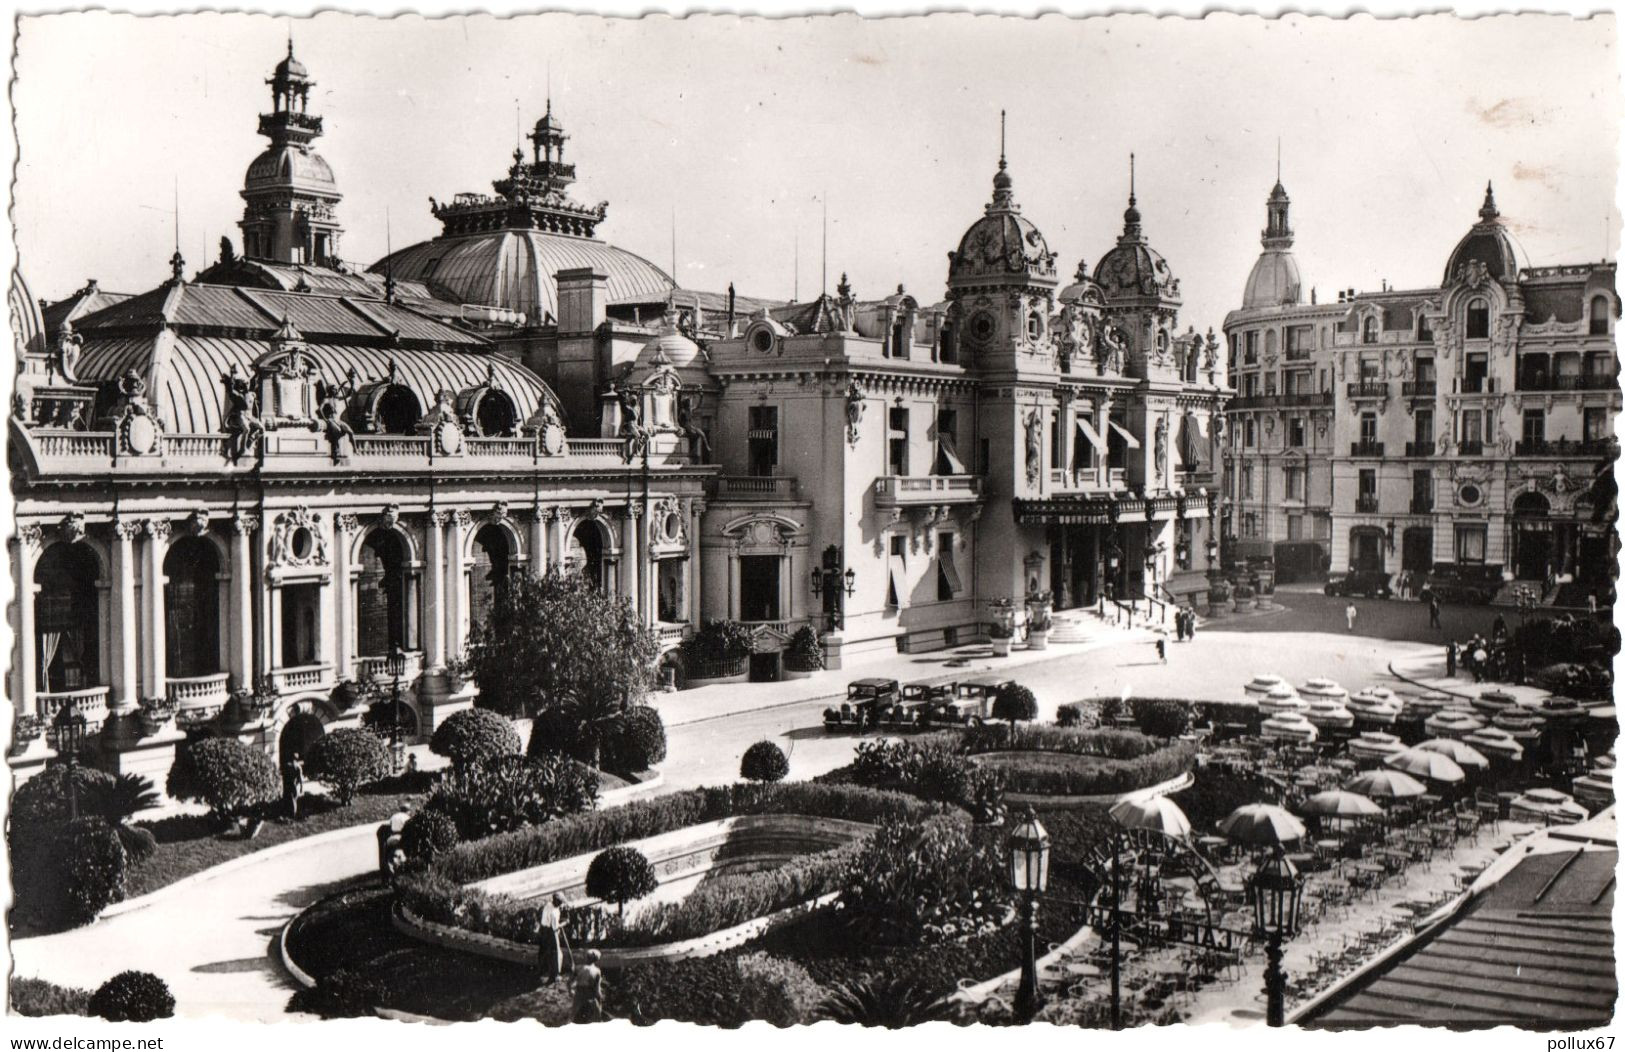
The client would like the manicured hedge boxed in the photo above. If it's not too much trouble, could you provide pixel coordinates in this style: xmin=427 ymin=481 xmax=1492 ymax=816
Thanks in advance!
xmin=977 ymin=740 xmax=1198 ymax=797
xmin=429 ymin=781 xmax=946 ymax=885
xmin=958 ymin=724 xmax=1164 ymax=760
xmin=9 ymin=977 xmax=91 ymax=1017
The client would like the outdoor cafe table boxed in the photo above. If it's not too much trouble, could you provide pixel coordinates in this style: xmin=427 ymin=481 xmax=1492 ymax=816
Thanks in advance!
xmin=1377 ymin=848 xmax=1411 ymax=872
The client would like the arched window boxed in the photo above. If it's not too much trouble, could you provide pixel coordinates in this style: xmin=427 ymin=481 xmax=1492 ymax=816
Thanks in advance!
xmin=570 ymin=520 xmax=606 ymax=591
xmin=377 ymin=386 xmax=421 ymax=435
xmin=1362 ymin=316 xmax=1379 ymax=345
xmin=1591 ymin=295 xmax=1612 ymax=337
xmin=475 ymin=390 xmax=518 ymax=437
xmin=164 ymin=537 xmax=221 ymax=677
xmin=34 ymin=542 xmax=100 ymax=693
xmin=1466 ymin=299 xmax=1490 ymax=340
xmin=358 ymin=530 xmax=417 ymax=658
xmin=468 ymin=525 xmax=513 ymax=634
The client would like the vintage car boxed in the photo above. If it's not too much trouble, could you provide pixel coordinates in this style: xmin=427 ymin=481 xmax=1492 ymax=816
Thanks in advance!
xmin=1323 ymin=571 xmax=1393 ymax=599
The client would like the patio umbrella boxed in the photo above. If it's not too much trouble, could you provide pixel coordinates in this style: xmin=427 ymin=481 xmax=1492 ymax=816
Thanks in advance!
xmin=1300 ymin=789 xmax=1385 ymax=819
xmin=1414 ymin=738 xmax=1490 ymax=771
xmin=1345 ymin=768 xmax=1428 ymax=799
xmin=1218 ymin=803 xmax=1307 ymax=847
xmin=1385 ymin=748 xmax=1467 ymax=784
xmin=1110 ymin=795 xmax=1193 ymax=838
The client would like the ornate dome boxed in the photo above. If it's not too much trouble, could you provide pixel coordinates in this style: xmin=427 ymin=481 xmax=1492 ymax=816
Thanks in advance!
xmin=1444 ymin=183 xmax=1521 ymax=285
xmin=948 ymin=160 xmax=1056 ymax=283
xmin=636 ymin=304 xmax=702 ymax=370
xmin=275 ymin=49 xmax=308 ymax=81
xmin=1094 ymin=192 xmax=1177 ymax=300
xmin=374 ymin=229 xmax=674 ymax=325
xmin=245 ymin=147 xmax=336 ymax=193
xmin=1243 ymin=250 xmax=1303 ymax=309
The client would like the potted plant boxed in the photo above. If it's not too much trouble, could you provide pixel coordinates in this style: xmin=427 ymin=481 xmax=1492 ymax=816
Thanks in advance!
xmin=1206 ymin=578 xmax=1231 ymax=617
xmin=988 ymin=598 xmax=1017 ymax=657
xmin=137 ymin=696 xmax=175 ymax=736
xmin=784 ymin=625 xmax=824 ymax=679
xmin=445 ymin=652 xmax=474 ymax=692
xmin=1025 ymin=591 xmax=1054 ymax=651
xmin=10 ymin=714 xmax=44 ymax=754
xmin=1232 ymin=582 xmax=1255 ymax=611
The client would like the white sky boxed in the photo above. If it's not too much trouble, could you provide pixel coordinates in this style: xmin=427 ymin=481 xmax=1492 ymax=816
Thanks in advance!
xmin=12 ymin=12 xmax=1621 ymax=331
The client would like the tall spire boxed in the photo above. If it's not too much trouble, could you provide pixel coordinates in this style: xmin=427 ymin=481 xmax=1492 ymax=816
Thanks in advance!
xmin=1479 ymin=180 xmax=1500 ymax=223
xmin=1120 ymin=152 xmax=1143 ymax=242
xmin=990 ymin=110 xmax=1015 ymax=210
xmin=1263 ymin=169 xmax=1293 ymax=249
xmin=999 ymin=109 xmax=1007 ymax=172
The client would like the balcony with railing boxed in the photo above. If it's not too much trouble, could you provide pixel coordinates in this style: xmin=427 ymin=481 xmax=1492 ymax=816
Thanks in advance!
xmin=166 ymin=672 xmax=231 ymax=714
xmin=1514 ymin=374 xmax=1618 ymax=393
xmin=1402 ymin=381 xmax=1437 ymax=398
xmin=1349 ymin=441 xmax=1385 ymax=457
xmin=35 ymin=685 xmax=111 ymax=728
xmin=1457 ymin=376 xmax=1497 ymax=395
xmin=1457 ymin=440 xmax=1486 ymax=456
xmin=1228 ymin=394 xmax=1280 ymax=410
xmin=873 ymin=474 xmax=983 ymax=507
xmin=1355 ymin=495 xmax=1380 ymax=514
xmin=1410 ymin=497 xmax=1434 ymax=514
xmin=271 ymin=663 xmax=333 ymax=695
xmin=350 ymin=434 xmax=434 ymax=457
xmin=1515 ymin=437 xmax=1618 ymax=458
xmin=564 ymin=438 xmax=625 ymax=459
xmin=354 ymin=650 xmax=425 ymax=684
xmin=1404 ymin=440 xmax=1435 ymax=457
xmin=713 ymin=476 xmax=800 ymax=501
xmin=740 ymin=617 xmax=814 ymax=638
xmin=656 ymin=623 xmax=692 ymax=648
xmin=1049 ymin=466 xmax=1128 ymax=492
xmin=1346 ymin=382 xmax=1389 ymax=400
xmin=1283 ymin=391 xmax=1335 ymax=408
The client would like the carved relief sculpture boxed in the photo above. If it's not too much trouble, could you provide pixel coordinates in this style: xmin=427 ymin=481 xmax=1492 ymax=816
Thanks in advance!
xmin=1024 ymin=408 xmax=1043 ymax=486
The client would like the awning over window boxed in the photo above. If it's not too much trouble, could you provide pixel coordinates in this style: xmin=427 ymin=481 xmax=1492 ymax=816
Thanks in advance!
xmin=1108 ymin=420 xmax=1142 ymax=449
xmin=1075 ymin=416 xmax=1106 ymax=451
xmin=939 ymin=544 xmax=963 ymax=594
xmin=888 ymin=549 xmax=907 ymax=609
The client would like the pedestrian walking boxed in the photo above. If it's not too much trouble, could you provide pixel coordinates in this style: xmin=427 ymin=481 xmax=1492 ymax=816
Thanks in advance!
xmin=1155 ymin=632 xmax=1167 ymax=664
xmin=1446 ymin=640 xmax=1458 ymax=678
xmin=573 ymin=948 xmax=604 ymax=1023
xmin=1187 ymin=611 xmax=1197 ymax=642
xmin=281 ymin=754 xmax=305 ymax=821
xmin=537 ymin=893 xmax=565 ymax=982
xmin=1345 ymin=602 xmax=1358 ymax=632
xmin=1428 ymin=594 xmax=1442 ymax=630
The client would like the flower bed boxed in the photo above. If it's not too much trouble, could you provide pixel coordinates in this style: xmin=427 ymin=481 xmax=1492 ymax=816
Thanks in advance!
xmin=973 ymin=741 xmax=1198 ymax=797
xmin=397 ymin=783 xmax=948 ymax=953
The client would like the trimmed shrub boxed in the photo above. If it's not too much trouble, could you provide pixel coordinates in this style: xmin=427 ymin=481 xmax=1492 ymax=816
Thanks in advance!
xmin=1056 ymin=704 xmax=1083 ymax=728
xmin=1132 ymin=698 xmax=1192 ymax=739
xmin=166 ymin=738 xmax=280 ymax=820
xmin=11 ymin=766 xmax=117 ymax=828
xmin=59 ymin=818 xmax=129 ymax=924
xmin=399 ymin=808 xmax=459 ymax=863
xmin=304 ymin=727 xmax=391 ymax=805
xmin=991 ymin=683 xmax=1039 ymax=725
xmin=87 ymin=971 xmax=174 ymax=1022
xmin=527 ymin=704 xmax=592 ymax=764
xmin=740 ymin=740 xmax=790 ymax=783
xmin=585 ymin=846 xmax=658 ymax=916
xmin=600 ymin=706 xmax=667 ymax=775
xmin=836 ymin=818 xmax=1008 ymax=945
xmin=423 ymin=753 xmax=599 ymax=841
xmin=734 ymin=953 xmax=823 ymax=1026
xmin=974 ymin=741 xmax=1199 ymax=797
xmin=430 ymin=708 xmax=521 ymax=770
xmin=785 ymin=626 xmax=824 ymax=672
xmin=289 ymin=967 xmax=382 ymax=1020
xmin=9 ymin=976 xmax=91 ymax=1017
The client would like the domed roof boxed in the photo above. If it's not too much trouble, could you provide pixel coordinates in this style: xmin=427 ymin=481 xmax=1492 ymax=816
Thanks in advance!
xmin=245 ymin=146 xmax=337 ymax=193
xmin=1094 ymin=193 xmax=1178 ymax=300
xmin=1058 ymin=258 xmax=1101 ymax=304
xmin=1242 ymin=250 xmax=1303 ymax=309
xmin=373 ymin=229 xmax=675 ymax=325
xmin=948 ymin=161 xmax=1056 ymax=284
xmin=1444 ymin=183 xmax=1521 ymax=285
xmin=636 ymin=305 xmax=702 ymax=369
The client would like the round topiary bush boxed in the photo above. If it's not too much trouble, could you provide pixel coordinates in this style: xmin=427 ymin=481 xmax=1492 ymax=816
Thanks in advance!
xmin=991 ymin=683 xmax=1039 ymax=726
xmin=166 ymin=738 xmax=280 ymax=821
xmin=431 ymin=708 xmax=522 ymax=770
xmin=1132 ymin=698 xmax=1192 ymax=739
xmin=585 ymin=845 xmax=658 ymax=916
xmin=88 ymin=971 xmax=174 ymax=1022
xmin=11 ymin=766 xmax=117 ymax=828
xmin=58 ymin=817 xmax=129 ymax=924
xmin=1056 ymin=704 xmax=1083 ymax=728
xmin=400 ymin=808 xmax=460 ymax=863
xmin=740 ymin=740 xmax=789 ymax=783
xmin=304 ymin=727 xmax=391 ymax=805
xmin=600 ymin=705 xmax=667 ymax=775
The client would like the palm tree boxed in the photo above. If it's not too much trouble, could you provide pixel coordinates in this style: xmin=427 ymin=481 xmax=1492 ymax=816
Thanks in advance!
xmin=87 ymin=773 xmax=160 ymax=861
xmin=816 ymin=974 xmax=957 ymax=1027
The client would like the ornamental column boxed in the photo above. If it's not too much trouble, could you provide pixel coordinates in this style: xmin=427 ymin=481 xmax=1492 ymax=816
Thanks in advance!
xmin=333 ymin=514 xmax=357 ymax=682
xmin=551 ymin=508 xmax=567 ymax=569
xmin=141 ymin=518 xmax=171 ymax=702
xmin=228 ymin=513 xmax=258 ymax=692
xmin=687 ymin=499 xmax=705 ymax=626
xmin=529 ymin=506 xmax=549 ymax=577
xmin=110 ymin=519 xmax=141 ymax=713
xmin=12 ymin=525 xmax=41 ymax=716
xmin=446 ymin=510 xmax=470 ymax=657
xmin=424 ymin=510 xmax=447 ymax=670
xmin=620 ymin=505 xmax=640 ymax=607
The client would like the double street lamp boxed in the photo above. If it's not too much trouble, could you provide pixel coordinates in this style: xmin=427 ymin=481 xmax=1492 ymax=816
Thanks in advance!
xmin=1007 ymin=807 xmax=1051 ymax=1022
xmin=810 ymin=544 xmax=856 ymax=631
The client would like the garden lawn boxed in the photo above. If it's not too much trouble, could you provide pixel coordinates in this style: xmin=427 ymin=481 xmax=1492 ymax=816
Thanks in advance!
xmin=123 ymin=768 xmax=628 ymax=901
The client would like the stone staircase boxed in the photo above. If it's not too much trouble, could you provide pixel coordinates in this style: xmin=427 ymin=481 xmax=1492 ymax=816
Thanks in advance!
xmin=1049 ymin=600 xmax=1169 ymax=644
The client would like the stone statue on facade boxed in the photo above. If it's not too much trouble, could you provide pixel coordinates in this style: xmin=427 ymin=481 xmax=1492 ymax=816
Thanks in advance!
xmin=1154 ymin=416 xmax=1169 ymax=482
xmin=223 ymin=365 xmax=265 ymax=462
xmin=1024 ymin=409 xmax=1043 ymax=486
xmin=845 ymin=380 xmax=866 ymax=444
xmin=678 ymin=394 xmax=711 ymax=462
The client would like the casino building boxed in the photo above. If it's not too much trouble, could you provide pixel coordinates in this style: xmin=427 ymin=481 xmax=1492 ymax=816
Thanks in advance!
xmin=8 ymin=45 xmax=1227 ymax=783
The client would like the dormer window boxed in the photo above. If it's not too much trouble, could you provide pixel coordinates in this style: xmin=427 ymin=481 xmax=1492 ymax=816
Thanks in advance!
xmin=377 ymin=386 xmax=421 ymax=434
xmin=1027 ymin=312 xmax=1044 ymax=342
xmin=1591 ymin=295 xmax=1612 ymax=337
xmin=1467 ymin=298 xmax=1490 ymax=340
xmin=1417 ymin=314 xmax=1433 ymax=342
xmin=1361 ymin=316 xmax=1379 ymax=345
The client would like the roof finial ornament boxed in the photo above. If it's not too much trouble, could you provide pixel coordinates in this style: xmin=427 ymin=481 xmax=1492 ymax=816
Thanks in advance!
xmin=1276 ymin=137 xmax=1281 ymax=183
xmin=1129 ymin=152 xmax=1136 ymax=204
xmin=999 ymin=109 xmax=1007 ymax=173
xmin=1479 ymin=180 xmax=1500 ymax=223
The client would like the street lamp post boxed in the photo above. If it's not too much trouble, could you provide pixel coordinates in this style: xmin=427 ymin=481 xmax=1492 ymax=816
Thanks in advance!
xmin=1250 ymin=850 xmax=1306 ymax=1027
xmin=387 ymin=645 xmax=407 ymax=773
xmin=1007 ymin=807 xmax=1051 ymax=1022
xmin=49 ymin=702 xmax=88 ymax=821
xmin=810 ymin=544 xmax=855 ymax=632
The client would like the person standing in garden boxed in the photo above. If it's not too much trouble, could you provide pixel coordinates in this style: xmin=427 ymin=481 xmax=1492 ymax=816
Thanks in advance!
xmin=537 ymin=893 xmax=565 ymax=983
xmin=281 ymin=754 xmax=304 ymax=821
xmin=1345 ymin=601 xmax=1358 ymax=632
xmin=573 ymin=948 xmax=604 ymax=1022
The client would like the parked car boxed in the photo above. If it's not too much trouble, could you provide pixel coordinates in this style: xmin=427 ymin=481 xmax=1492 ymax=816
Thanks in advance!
xmin=1324 ymin=570 xmax=1393 ymax=598
xmin=846 ymin=678 xmax=900 ymax=723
